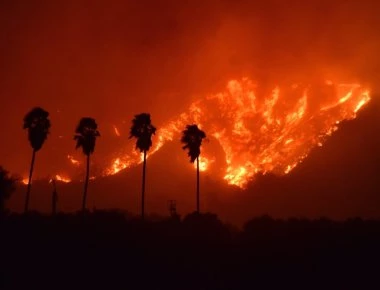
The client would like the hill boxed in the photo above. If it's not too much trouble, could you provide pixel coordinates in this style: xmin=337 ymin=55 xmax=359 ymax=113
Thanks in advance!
xmin=8 ymin=97 xmax=380 ymax=225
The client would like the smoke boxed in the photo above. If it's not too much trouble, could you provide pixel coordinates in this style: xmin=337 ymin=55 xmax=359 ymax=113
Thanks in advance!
xmin=0 ymin=0 xmax=379 ymax=178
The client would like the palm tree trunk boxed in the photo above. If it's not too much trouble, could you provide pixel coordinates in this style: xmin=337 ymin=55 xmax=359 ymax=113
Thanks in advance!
xmin=141 ymin=150 xmax=147 ymax=219
xmin=24 ymin=149 xmax=36 ymax=213
xmin=82 ymin=154 xmax=90 ymax=212
xmin=196 ymin=156 xmax=200 ymax=214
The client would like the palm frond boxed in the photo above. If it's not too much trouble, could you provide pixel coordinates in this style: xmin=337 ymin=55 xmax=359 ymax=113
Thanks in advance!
xmin=129 ymin=113 xmax=156 ymax=152
xmin=181 ymin=124 xmax=206 ymax=163
xmin=74 ymin=117 xmax=100 ymax=155
xmin=23 ymin=107 xmax=51 ymax=151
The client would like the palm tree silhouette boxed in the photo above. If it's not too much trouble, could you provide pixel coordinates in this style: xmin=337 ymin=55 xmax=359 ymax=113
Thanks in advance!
xmin=129 ymin=113 xmax=156 ymax=219
xmin=74 ymin=117 xmax=100 ymax=212
xmin=181 ymin=124 xmax=206 ymax=214
xmin=23 ymin=107 xmax=51 ymax=213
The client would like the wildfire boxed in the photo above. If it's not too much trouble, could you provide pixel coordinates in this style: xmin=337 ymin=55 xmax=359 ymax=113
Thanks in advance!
xmin=105 ymin=113 xmax=190 ymax=175
xmin=54 ymin=174 xmax=71 ymax=183
xmin=107 ymin=157 xmax=132 ymax=175
xmin=194 ymin=156 xmax=212 ymax=172
xmin=21 ymin=175 xmax=71 ymax=185
xmin=67 ymin=155 xmax=80 ymax=166
xmin=354 ymin=91 xmax=370 ymax=113
xmin=97 ymin=78 xmax=370 ymax=189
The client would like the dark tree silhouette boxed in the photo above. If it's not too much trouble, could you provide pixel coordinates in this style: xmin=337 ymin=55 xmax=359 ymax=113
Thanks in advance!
xmin=0 ymin=167 xmax=16 ymax=215
xmin=74 ymin=117 xmax=100 ymax=212
xmin=23 ymin=107 xmax=51 ymax=213
xmin=129 ymin=113 xmax=156 ymax=219
xmin=181 ymin=124 xmax=206 ymax=214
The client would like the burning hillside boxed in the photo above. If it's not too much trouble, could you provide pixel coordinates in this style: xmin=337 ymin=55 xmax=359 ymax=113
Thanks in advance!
xmin=98 ymin=78 xmax=370 ymax=188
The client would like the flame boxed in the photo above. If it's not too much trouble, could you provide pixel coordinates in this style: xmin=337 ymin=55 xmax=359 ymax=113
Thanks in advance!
xmin=105 ymin=113 xmax=189 ymax=175
xmin=22 ymin=176 xmax=71 ymax=184
xmin=67 ymin=155 xmax=80 ymax=166
xmin=193 ymin=156 xmax=212 ymax=172
xmin=107 ymin=157 xmax=133 ymax=175
xmin=354 ymin=90 xmax=370 ymax=113
xmin=99 ymin=78 xmax=370 ymax=188
xmin=54 ymin=174 xmax=71 ymax=183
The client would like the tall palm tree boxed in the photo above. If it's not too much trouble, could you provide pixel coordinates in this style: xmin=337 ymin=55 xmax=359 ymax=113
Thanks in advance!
xmin=74 ymin=117 xmax=100 ymax=212
xmin=181 ymin=124 xmax=206 ymax=214
xmin=129 ymin=113 xmax=156 ymax=219
xmin=23 ymin=107 xmax=51 ymax=213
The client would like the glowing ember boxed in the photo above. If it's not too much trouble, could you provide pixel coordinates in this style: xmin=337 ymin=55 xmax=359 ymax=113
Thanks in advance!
xmin=67 ymin=155 xmax=80 ymax=166
xmin=99 ymin=78 xmax=370 ymax=189
xmin=21 ymin=178 xmax=29 ymax=185
xmin=113 ymin=125 xmax=121 ymax=137
xmin=54 ymin=174 xmax=71 ymax=183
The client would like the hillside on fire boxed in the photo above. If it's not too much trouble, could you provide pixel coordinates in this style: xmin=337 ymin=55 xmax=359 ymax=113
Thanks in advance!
xmin=6 ymin=94 xmax=380 ymax=225
xmin=1 ymin=1 xmax=380 ymax=289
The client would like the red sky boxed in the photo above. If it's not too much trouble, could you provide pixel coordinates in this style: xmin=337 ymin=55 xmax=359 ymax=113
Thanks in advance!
xmin=1 ymin=0 xmax=380 ymax=222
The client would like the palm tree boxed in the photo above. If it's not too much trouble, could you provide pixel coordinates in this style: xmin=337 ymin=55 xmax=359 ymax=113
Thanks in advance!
xmin=0 ymin=166 xmax=16 ymax=215
xmin=129 ymin=113 xmax=156 ymax=219
xmin=74 ymin=117 xmax=100 ymax=212
xmin=23 ymin=107 xmax=51 ymax=213
xmin=181 ymin=124 xmax=206 ymax=214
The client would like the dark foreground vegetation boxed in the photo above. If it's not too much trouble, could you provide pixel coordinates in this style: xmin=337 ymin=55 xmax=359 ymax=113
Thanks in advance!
xmin=1 ymin=211 xmax=379 ymax=289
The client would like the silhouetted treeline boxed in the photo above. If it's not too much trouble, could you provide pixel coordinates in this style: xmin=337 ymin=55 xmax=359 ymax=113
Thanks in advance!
xmin=1 ymin=212 xmax=379 ymax=289
xmin=20 ymin=107 xmax=208 ymax=216
xmin=0 ymin=167 xmax=15 ymax=215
